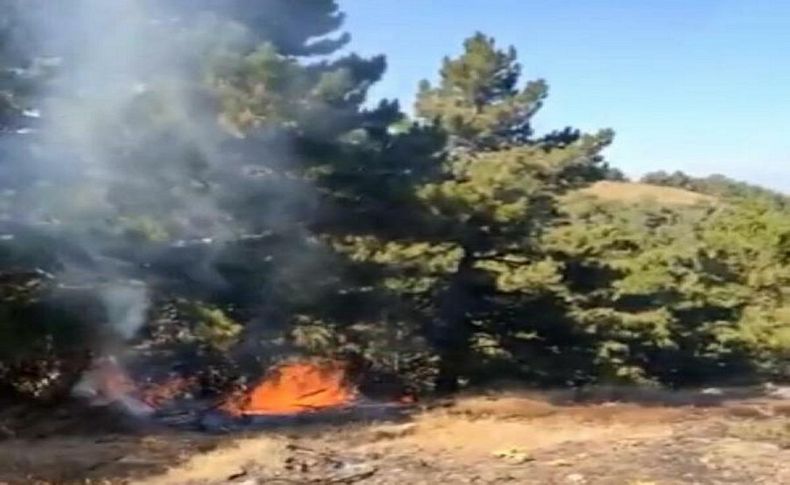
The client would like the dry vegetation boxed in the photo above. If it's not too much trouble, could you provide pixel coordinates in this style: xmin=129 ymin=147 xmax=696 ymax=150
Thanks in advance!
xmin=578 ymin=181 xmax=716 ymax=206
xmin=727 ymin=416 xmax=790 ymax=449
xmin=3 ymin=388 xmax=790 ymax=484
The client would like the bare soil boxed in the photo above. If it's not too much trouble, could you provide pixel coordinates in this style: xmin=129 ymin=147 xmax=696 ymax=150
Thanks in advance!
xmin=2 ymin=387 xmax=790 ymax=484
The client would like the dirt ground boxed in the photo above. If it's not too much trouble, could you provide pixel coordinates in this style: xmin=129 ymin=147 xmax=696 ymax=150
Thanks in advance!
xmin=2 ymin=387 xmax=790 ymax=484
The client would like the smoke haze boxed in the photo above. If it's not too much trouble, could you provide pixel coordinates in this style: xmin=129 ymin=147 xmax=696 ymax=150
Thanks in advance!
xmin=1 ymin=0 xmax=301 ymax=340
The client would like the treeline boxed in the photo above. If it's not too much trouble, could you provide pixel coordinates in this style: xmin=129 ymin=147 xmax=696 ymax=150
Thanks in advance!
xmin=641 ymin=171 xmax=790 ymax=209
xmin=0 ymin=1 xmax=788 ymax=400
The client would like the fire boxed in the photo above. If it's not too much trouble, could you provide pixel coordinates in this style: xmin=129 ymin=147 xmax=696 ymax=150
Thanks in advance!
xmin=221 ymin=360 xmax=357 ymax=416
xmin=73 ymin=357 xmax=405 ymax=421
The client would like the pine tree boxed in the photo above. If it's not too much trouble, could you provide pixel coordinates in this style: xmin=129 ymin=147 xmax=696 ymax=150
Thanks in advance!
xmin=0 ymin=0 xmax=402 ymax=394
xmin=417 ymin=34 xmax=613 ymax=390
xmin=160 ymin=0 xmax=352 ymax=57
xmin=334 ymin=33 xmax=613 ymax=391
xmin=543 ymin=188 xmax=790 ymax=385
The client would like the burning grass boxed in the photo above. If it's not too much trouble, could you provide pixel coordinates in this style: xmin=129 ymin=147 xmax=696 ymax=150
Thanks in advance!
xmin=219 ymin=360 xmax=357 ymax=417
xmin=69 ymin=356 xmax=362 ymax=424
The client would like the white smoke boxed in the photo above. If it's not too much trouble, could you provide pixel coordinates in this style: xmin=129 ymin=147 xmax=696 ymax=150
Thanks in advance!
xmin=99 ymin=282 xmax=149 ymax=340
xmin=3 ymin=0 xmax=321 ymax=346
xmin=8 ymin=0 xmax=255 ymax=339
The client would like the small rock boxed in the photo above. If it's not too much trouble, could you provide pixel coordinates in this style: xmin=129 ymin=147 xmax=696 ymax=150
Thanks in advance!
xmin=331 ymin=463 xmax=378 ymax=482
xmin=492 ymin=447 xmax=535 ymax=464
xmin=565 ymin=473 xmax=586 ymax=484
xmin=547 ymin=459 xmax=573 ymax=467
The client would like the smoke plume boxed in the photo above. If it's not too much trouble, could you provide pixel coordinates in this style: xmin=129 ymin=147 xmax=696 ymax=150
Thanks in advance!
xmin=0 ymin=0 xmax=304 ymax=342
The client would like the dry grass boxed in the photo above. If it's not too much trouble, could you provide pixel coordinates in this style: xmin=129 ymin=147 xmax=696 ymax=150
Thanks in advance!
xmin=136 ymin=435 xmax=288 ymax=485
xmin=381 ymin=412 xmax=675 ymax=458
xmin=447 ymin=394 xmax=559 ymax=420
xmin=726 ymin=405 xmax=774 ymax=419
xmin=727 ymin=417 xmax=790 ymax=449
xmin=7 ymin=388 xmax=784 ymax=484
xmin=578 ymin=181 xmax=716 ymax=206
xmin=132 ymin=388 xmax=784 ymax=484
xmin=772 ymin=403 xmax=790 ymax=417
xmin=136 ymin=392 xmax=691 ymax=483
xmin=355 ymin=392 xmax=698 ymax=460
xmin=457 ymin=383 xmax=767 ymax=408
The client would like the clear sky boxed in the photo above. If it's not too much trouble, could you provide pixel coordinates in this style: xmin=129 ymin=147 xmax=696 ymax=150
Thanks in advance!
xmin=342 ymin=0 xmax=790 ymax=191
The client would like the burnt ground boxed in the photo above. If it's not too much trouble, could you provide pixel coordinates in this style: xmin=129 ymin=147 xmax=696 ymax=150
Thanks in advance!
xmin=2 ymin=387 xmax=790 ymax=484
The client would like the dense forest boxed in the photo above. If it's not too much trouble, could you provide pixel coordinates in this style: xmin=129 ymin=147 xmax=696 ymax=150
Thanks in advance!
xmin=1 ymin=0 xmax=789 ymax=402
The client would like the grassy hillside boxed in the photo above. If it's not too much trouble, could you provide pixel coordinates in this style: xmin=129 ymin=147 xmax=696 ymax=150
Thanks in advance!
xmin=577 ymin=181 xmax=716 ymax=206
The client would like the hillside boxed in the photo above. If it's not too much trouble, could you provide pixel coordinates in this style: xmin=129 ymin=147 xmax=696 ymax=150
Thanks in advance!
xmin=641 ymin=171 xmax=790 ymax=208
xmin=578 ymin=181 xmax=717 ymax=206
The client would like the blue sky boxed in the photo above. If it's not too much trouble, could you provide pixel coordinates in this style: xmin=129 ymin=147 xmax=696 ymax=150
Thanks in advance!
xmin=342 ymin=0 xmax=790 ymax=191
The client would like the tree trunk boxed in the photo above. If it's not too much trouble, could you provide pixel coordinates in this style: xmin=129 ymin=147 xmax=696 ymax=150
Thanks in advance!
xmin=433 ymin=249 xmax=476 ymax=394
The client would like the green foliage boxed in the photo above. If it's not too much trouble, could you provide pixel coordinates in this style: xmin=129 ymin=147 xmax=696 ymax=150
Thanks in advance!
xmin=190 ymin=303 xmax=243 ymax=351
xmin=416 ymin=33 xmax=547 ymax=148
xmin=642 ymin=170 xmax=790 ymax=209
xmin=318 ymin=32 xmax=616 ymax=391
xmin=543 ymin=193 xmax=790 ymax=384
xmin=1 ymin=2 xmax=788 ymax=401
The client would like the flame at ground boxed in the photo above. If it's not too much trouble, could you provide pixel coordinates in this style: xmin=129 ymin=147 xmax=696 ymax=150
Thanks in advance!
xmin=222 ymin=360 xmax=357 ymax=416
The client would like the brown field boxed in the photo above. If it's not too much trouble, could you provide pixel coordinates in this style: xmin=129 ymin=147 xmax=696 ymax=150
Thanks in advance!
xmin=2 ymin=387 xmax=790 ymax=484
xmin=578 ymin=181 xmax=716 ymax=206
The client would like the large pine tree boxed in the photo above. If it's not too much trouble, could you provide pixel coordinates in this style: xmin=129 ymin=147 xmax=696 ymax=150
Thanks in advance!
xmin=0 ymin=0 xmax=401 ymax=394
xmin=335 ymin=33 xmax=613 ymax=390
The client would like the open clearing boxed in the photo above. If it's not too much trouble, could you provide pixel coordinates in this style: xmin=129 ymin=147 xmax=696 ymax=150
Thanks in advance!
xmin=578 ymin=181 xmax=716 ymax=206
xmin=1 ymin=388 xmax=789 ymax=484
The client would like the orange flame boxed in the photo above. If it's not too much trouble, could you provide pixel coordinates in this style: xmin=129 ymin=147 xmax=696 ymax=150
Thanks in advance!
xmin=221 ymin=360 xmax=356 ymax=416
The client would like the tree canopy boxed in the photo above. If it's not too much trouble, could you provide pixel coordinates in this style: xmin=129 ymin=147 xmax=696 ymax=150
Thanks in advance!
xmin=0 ymin=2 xmax=788 ymax=400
